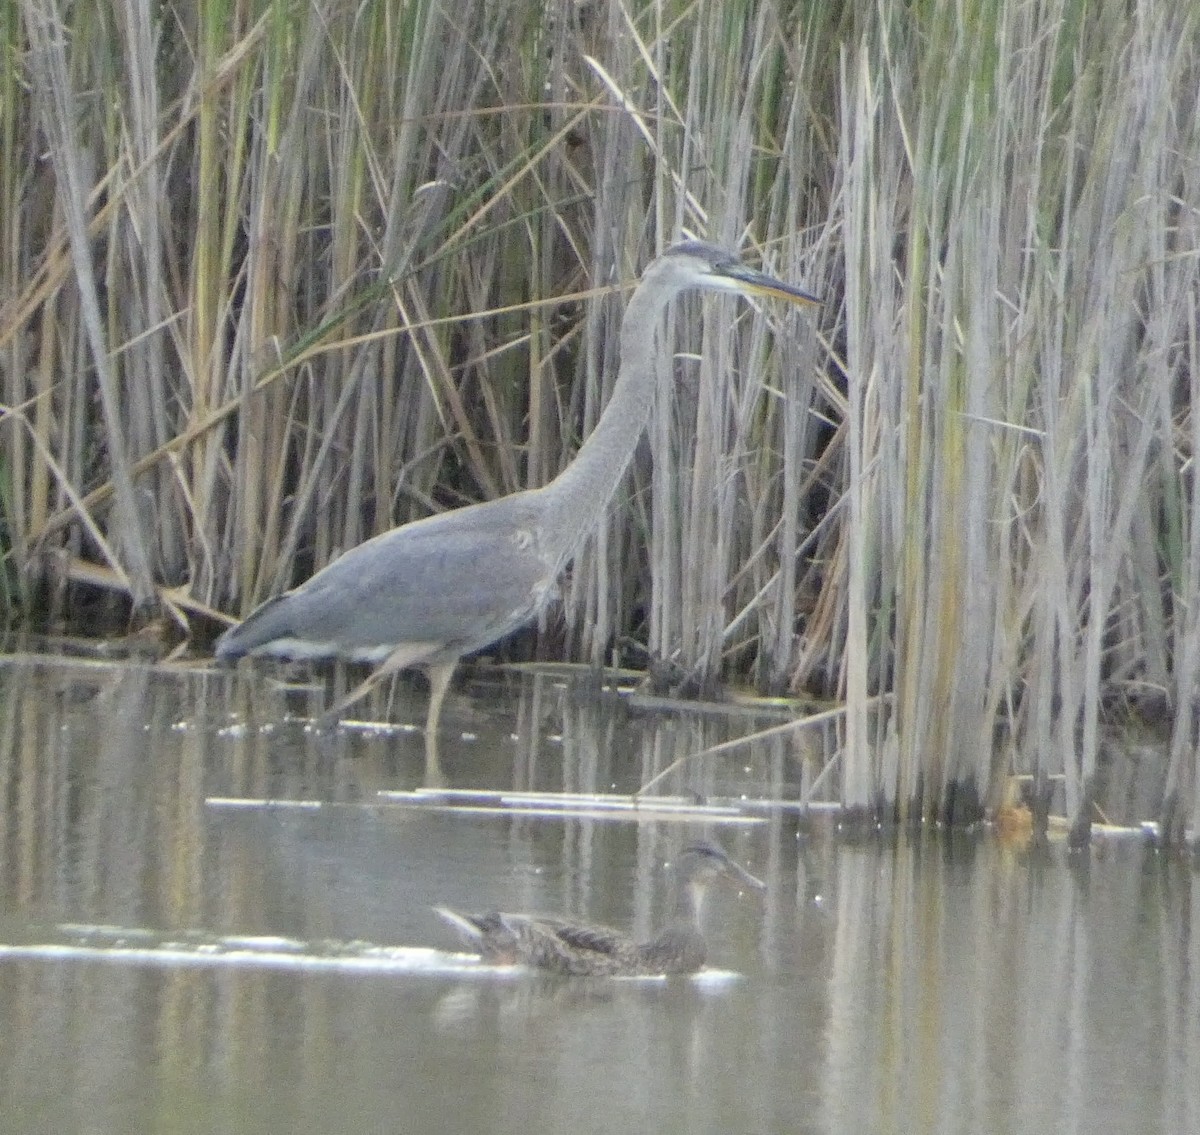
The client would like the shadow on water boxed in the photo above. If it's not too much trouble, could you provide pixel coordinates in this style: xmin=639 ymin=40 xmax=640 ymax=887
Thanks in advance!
xmin=0 ymin=650 xmax=1198 ymax=1134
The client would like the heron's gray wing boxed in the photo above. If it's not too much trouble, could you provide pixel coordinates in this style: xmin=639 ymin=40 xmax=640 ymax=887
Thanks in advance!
xmin=218 ymin=492 xmax=552 ymax=660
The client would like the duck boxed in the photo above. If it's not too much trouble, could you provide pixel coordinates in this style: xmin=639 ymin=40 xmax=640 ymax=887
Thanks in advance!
xmin=434 ymin=839 xmax=766 ymax=976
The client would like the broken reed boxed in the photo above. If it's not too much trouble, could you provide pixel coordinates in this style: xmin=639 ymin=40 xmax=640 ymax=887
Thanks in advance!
xmin=3 ymin=0 xmax=1199 ymax=838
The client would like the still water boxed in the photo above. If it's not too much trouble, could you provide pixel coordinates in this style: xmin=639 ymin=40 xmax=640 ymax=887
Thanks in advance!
xmin=0 ymin=651 xmax=1196 ymax=1134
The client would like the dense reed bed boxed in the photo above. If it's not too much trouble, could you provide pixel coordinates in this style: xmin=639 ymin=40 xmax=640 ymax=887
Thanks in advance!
xmin=2 ymin=0 xmax=1198 ymax=840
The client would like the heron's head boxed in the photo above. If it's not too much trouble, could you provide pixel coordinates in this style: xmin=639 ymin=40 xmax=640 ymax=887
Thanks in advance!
xmin=647 ymin=240 xmax=821 ymax=307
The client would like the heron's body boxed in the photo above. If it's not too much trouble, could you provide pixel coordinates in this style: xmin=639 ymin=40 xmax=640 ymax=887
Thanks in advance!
xmin=434 ymin=840 xmax=766 ymax=976
xmin=217 ymin=492 xmax=554 ymax=667
xmin=215 ymin=242 xmax=818 ymax=771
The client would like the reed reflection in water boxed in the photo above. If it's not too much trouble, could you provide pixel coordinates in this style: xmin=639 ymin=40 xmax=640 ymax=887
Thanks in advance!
xmin=0 ymin=653 xmax=1196 ymax=1134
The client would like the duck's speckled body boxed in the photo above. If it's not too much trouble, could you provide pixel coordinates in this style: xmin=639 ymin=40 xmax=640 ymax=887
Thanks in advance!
xmin=435 ymin=840 xmax=765 ymax=976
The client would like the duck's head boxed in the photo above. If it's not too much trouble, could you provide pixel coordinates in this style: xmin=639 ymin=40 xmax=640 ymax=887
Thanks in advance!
xmin=673 ymin=840 xmax=766 ymax=921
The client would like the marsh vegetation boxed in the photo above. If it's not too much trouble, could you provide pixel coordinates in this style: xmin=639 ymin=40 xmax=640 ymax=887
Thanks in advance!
xmin=3 ymin=0 xmax=1199 ymax=839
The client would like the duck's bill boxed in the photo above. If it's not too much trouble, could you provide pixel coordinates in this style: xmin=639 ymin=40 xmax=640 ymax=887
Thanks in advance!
xmin=725 ymin=859 xmax=768 ymax=892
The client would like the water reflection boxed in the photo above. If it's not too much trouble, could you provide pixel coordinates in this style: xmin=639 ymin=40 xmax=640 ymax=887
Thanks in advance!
xmin=0 ymin=653 xmax=1197 ymax=1134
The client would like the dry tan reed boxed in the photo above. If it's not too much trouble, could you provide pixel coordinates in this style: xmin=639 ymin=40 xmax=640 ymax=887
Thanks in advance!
xmin=3 ymin=0 xmax=1200 ymax=838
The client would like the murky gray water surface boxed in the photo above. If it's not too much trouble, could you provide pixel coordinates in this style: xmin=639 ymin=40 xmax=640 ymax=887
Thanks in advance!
xmin=0 ymin=652 xmax=1196 ymax=1134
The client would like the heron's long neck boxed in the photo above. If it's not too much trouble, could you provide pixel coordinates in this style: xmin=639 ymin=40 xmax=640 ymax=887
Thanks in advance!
xmin=539 ymin=282 xmax=674 ymax=566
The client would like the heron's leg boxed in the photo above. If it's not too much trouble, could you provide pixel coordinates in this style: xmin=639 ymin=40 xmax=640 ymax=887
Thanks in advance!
xmin=316 ymin=643 xmax=436 ymax=728
xmin=422 ymin=661 xmax=457 ymax=788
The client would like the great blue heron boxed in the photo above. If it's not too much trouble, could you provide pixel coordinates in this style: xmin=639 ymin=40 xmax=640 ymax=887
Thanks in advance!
xmin=216 ymin=241 xmax=818 ymax=775
xmin=433 ymin=838 xmax=766 ymax=975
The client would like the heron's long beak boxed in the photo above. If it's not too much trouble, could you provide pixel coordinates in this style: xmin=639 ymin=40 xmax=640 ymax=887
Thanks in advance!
xmin=718 ymin=262 xmax=822 ymax=307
